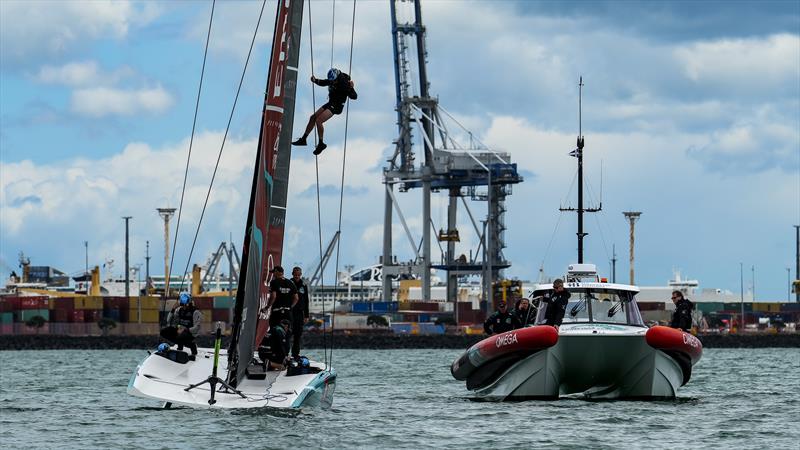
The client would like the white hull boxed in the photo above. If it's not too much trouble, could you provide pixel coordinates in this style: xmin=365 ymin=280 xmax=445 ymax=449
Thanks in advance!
xmin=472 ymin=324 xmax=684 ymax=400
xmin=128 ymin=347 xmax=336 ymax=409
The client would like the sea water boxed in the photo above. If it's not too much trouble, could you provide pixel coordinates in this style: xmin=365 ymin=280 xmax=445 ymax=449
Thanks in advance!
xmin=1 ymin=348 xmax=798 ymax=449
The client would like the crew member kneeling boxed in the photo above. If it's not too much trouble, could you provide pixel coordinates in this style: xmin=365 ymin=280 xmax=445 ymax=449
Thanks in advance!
xmin=258 ymin=319 xmax=292 ymax=371
xmin=160 ymin=292 xmax=203 ymax=360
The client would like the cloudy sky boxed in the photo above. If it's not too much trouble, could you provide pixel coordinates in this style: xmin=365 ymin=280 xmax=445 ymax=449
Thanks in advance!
xmin=1 ymin=0 xmax=798 ymax=300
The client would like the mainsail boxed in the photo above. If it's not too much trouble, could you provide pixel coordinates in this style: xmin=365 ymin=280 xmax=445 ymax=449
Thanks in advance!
xmin=227 ymin=0 xmax=304 ymax=387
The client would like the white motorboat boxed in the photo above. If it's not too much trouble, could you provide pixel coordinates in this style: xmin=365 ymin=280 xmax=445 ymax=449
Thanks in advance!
xmin=452 ymin=264 xmax=702 ymax=400
xmin=452 ymin=81 xmax=702 ymax=400
xmin=128 ymin=0 xmax=337 ymax=409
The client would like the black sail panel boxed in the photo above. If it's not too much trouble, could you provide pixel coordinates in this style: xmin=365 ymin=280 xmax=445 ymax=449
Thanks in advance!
xmin=227 ymin=0 xmax=305 ymax=387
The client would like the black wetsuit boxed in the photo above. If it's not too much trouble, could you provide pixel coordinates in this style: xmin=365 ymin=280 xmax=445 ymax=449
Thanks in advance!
xmin=484 ymin=310 xmax=520 ymax=335
xmin=542 ymin=290 xmax=571 ymax=326
xmin=258 ymin=324 xmax=290 ymax=366
xmin=670 ymin=298 xmax=695 ymax=331
xmin=290 ymin=277 xmax=310 ymax=357
xmin=313 ymin=73 xmax=357 ymax=114
xmin=269 ymin=277 xmax=297 ymax=328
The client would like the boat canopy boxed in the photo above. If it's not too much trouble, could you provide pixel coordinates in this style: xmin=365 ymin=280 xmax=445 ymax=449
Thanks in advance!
xmin=533 ymin=287 xmax=646 ymax=327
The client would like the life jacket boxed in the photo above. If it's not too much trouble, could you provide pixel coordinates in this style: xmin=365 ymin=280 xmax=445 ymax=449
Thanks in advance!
xmin=177 ymin=305 xmax=195 ymax=328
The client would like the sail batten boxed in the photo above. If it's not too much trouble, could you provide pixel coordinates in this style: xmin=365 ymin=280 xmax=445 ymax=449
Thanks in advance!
xmin=227 ymin=0 xmax=304 ymax=387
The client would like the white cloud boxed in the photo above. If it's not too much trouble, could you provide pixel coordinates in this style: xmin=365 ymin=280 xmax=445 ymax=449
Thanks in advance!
xmin=675 ymin=34 xmax=800 ymax=85
xmin=35 ymin=61 xmax=134 ymax=87
xmin=0 ymin=0 xmax=161 ymax=68
xmin=70 ymin=85 xmax=174 ymax=117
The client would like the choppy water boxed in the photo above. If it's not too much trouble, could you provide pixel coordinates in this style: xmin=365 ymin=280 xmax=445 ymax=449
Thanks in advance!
xmin=1 ymin=347 xmax=798 ymax=449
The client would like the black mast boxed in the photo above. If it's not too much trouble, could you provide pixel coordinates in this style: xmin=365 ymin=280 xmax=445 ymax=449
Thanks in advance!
xmin=561 ymin=77 xmax=601 ymax=263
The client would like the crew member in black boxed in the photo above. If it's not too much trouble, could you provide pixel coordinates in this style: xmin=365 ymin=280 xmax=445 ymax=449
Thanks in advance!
xmin=483 ymin=300 xmax=520 ymax=335
xmin=160 ymin=292 xmax=203 ymax=360
xmin=292 ymin=68 xmax=358 ymax=155
xmin=512 ymin=297 xmax=536 ymax=328
xmin=258 ymin=318 xmax=292 ymax=371
xmin=290 ymin=266 xmax=310 ymax=358
xmin=267 ymin=265 xmax=298 ymax=329
xmin=541 ymin=278 xmax=571 ymax=328
xmin=670 ymin=290 xmax=695 ymax=331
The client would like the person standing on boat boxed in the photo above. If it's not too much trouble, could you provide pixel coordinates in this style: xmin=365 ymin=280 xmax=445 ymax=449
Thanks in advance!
xmin=669 ymin=291 xmax=695 ymax=331
xmin=289 ymin=266 xmax=310 ymax=358
xmin=541 ymin=279 xmax=571 ymax=329
xmin=267 ymin=266 xmax=298 ymax=329
xmin=292 ymin=68 xmax=358 ymax=155
xmin=160 ymin=292 xmax=202 ymax=360
xmin=512 ymin=297 xmax=536 ymax=328
xmin=484 ymin=300 xmax=520 ymax=335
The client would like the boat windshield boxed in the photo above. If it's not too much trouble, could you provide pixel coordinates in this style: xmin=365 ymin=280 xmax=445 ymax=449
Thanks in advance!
xmin=534 ymin=288 xmax=645 ymax=327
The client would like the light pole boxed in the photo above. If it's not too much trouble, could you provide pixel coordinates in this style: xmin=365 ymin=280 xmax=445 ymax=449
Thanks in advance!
xmin=739 ymin=262 xmax=744 ymax=333
xmin=122 ymin=216 xmax=132 ymax=299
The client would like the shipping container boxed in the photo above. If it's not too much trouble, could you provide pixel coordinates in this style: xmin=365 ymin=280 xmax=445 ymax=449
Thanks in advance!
xmin=70 ymin=310 xmax=85 ymax=323
xmin=103 ymin=308 xmax=122 ymax=322
xmin=105 ymin=297 xmax=130 ymax=309
xmin=200 ymin=309 xmax=213 ymax=323
xmin=126 ymin=309 xmax=161 ymax=323
xmin=129 ymin=296 xmax=161 ymax=310
xmin=409 ymin=302 xmax=439 ymax=312
xmin=20 ymin=309 xmax=50 ymax=322
xmin=213 ymin=297 xmax=234 ymax=309
xmin=84 ymin=310 xmax=102 ymax=323
xmin=781 ymin=303 xmax=800 ymax=312
xmin=212 ymin=309 xmax=230 ymax=322
xmin=0 ymin=297 xmax=18 ymax=312
xmin=19 ymin=297 xmax=48 ymax=309
xmin=52 ymin=308 xmax=70 ymax=322
xmin=0 ymin=323 xmax=13 ymax=335
xmin=193 ymin=297 xmax=213 ymax=309
xmin=1 ymin=312 xmax=13 ymax=324
xmin=351 ymin=302 xmax=370 ymax=313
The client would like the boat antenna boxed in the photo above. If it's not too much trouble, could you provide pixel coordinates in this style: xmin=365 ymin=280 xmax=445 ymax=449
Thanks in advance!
xmin=560 ymin=76 xmax=601 ymax=263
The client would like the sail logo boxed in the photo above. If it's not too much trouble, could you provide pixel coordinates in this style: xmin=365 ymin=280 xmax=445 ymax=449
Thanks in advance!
xmin=495 ymin=332 xmax=518 ymax=348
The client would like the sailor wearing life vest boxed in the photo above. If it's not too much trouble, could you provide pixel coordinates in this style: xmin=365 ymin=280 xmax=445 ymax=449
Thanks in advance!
xmin=484 ymin=300 xmax=521 ymax=335
xmin=160 ymin=292 xmax=203 ymax=360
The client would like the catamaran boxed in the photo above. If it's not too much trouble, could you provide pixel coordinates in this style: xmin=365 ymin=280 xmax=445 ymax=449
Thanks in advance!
xmin=451 ymin=79 xmax=702 ymax=400
xmin=128 ymin=0 xmax=336 ymax=409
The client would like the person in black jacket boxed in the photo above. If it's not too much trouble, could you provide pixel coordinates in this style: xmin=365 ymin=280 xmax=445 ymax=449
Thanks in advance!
xmin=483 ymin=300 xmax=520 ymax=335
xmin=267 ymin=266 xmax=298 ymax=329
xmin=512 ymin=297 xmax=536 ymax=328
xmin=292 ymin=68 xmax=358 ymax=155
xmin=290 ymin=266 xmax=310 ymax=358
xmin=258 ymin=319 xmax=292 ymax=371
xmin=541 ymin=278 xmax=571 ymax=328
xmin=670 ymin=291 xmax=694 ymax=331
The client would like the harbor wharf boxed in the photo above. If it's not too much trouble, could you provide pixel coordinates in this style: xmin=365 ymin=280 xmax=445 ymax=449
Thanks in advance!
xmin=0 ymin=332 xmax=798 ymax=351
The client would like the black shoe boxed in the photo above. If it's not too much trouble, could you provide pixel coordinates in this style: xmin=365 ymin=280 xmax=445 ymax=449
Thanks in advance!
xmin=313 ymin=142 xmax=327 ymax=155
xmin=188 ymin=354 xmax=196 ymax=361
xmin=292 ymin=137 xmax=307 ymax=146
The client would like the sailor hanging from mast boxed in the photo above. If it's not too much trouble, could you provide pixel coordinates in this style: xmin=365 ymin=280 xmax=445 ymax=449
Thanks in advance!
xmin=292 ymin=68 xmax=358 ymax=155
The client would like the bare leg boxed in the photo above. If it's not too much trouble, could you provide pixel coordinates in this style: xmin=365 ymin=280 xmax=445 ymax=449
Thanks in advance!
xmin=315 ymin=109 xmax=334 ymax=143
xmin=302 ymin=107 xmax=327 ymax=138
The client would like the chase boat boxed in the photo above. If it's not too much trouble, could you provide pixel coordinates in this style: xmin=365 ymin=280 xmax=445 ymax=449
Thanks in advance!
xmin=451 ymin=263 xmax=702 ymax=400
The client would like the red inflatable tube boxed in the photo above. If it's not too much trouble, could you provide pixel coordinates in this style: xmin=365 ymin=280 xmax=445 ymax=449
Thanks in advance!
xmin=645 ymin=325 xmax=703 ymax=366
xmin=452 ymin=326 xmax=559 ymax=380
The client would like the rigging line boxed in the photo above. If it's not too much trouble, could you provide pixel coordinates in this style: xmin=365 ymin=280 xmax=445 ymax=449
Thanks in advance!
xmin=178 ymin=0 xmax=267 ymax=288
xmin=585 ymin=178 xmax=610 ymax=261
xmin=170 ymin=0 xmax=215 ymax=294
xmin=329 ymin=0 xmax=356 ymax=369
xmin=330 ymin=0 xmax=336 ymax=69
xmin=307 ymin=0 xmax=328 ymax=369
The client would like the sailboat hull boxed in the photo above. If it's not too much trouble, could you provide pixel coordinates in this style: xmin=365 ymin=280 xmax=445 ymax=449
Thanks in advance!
xmin=463 ymin=325 xmax=698 ymax=400
xmin=128 ymin=347 xmax=335 ymax=409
